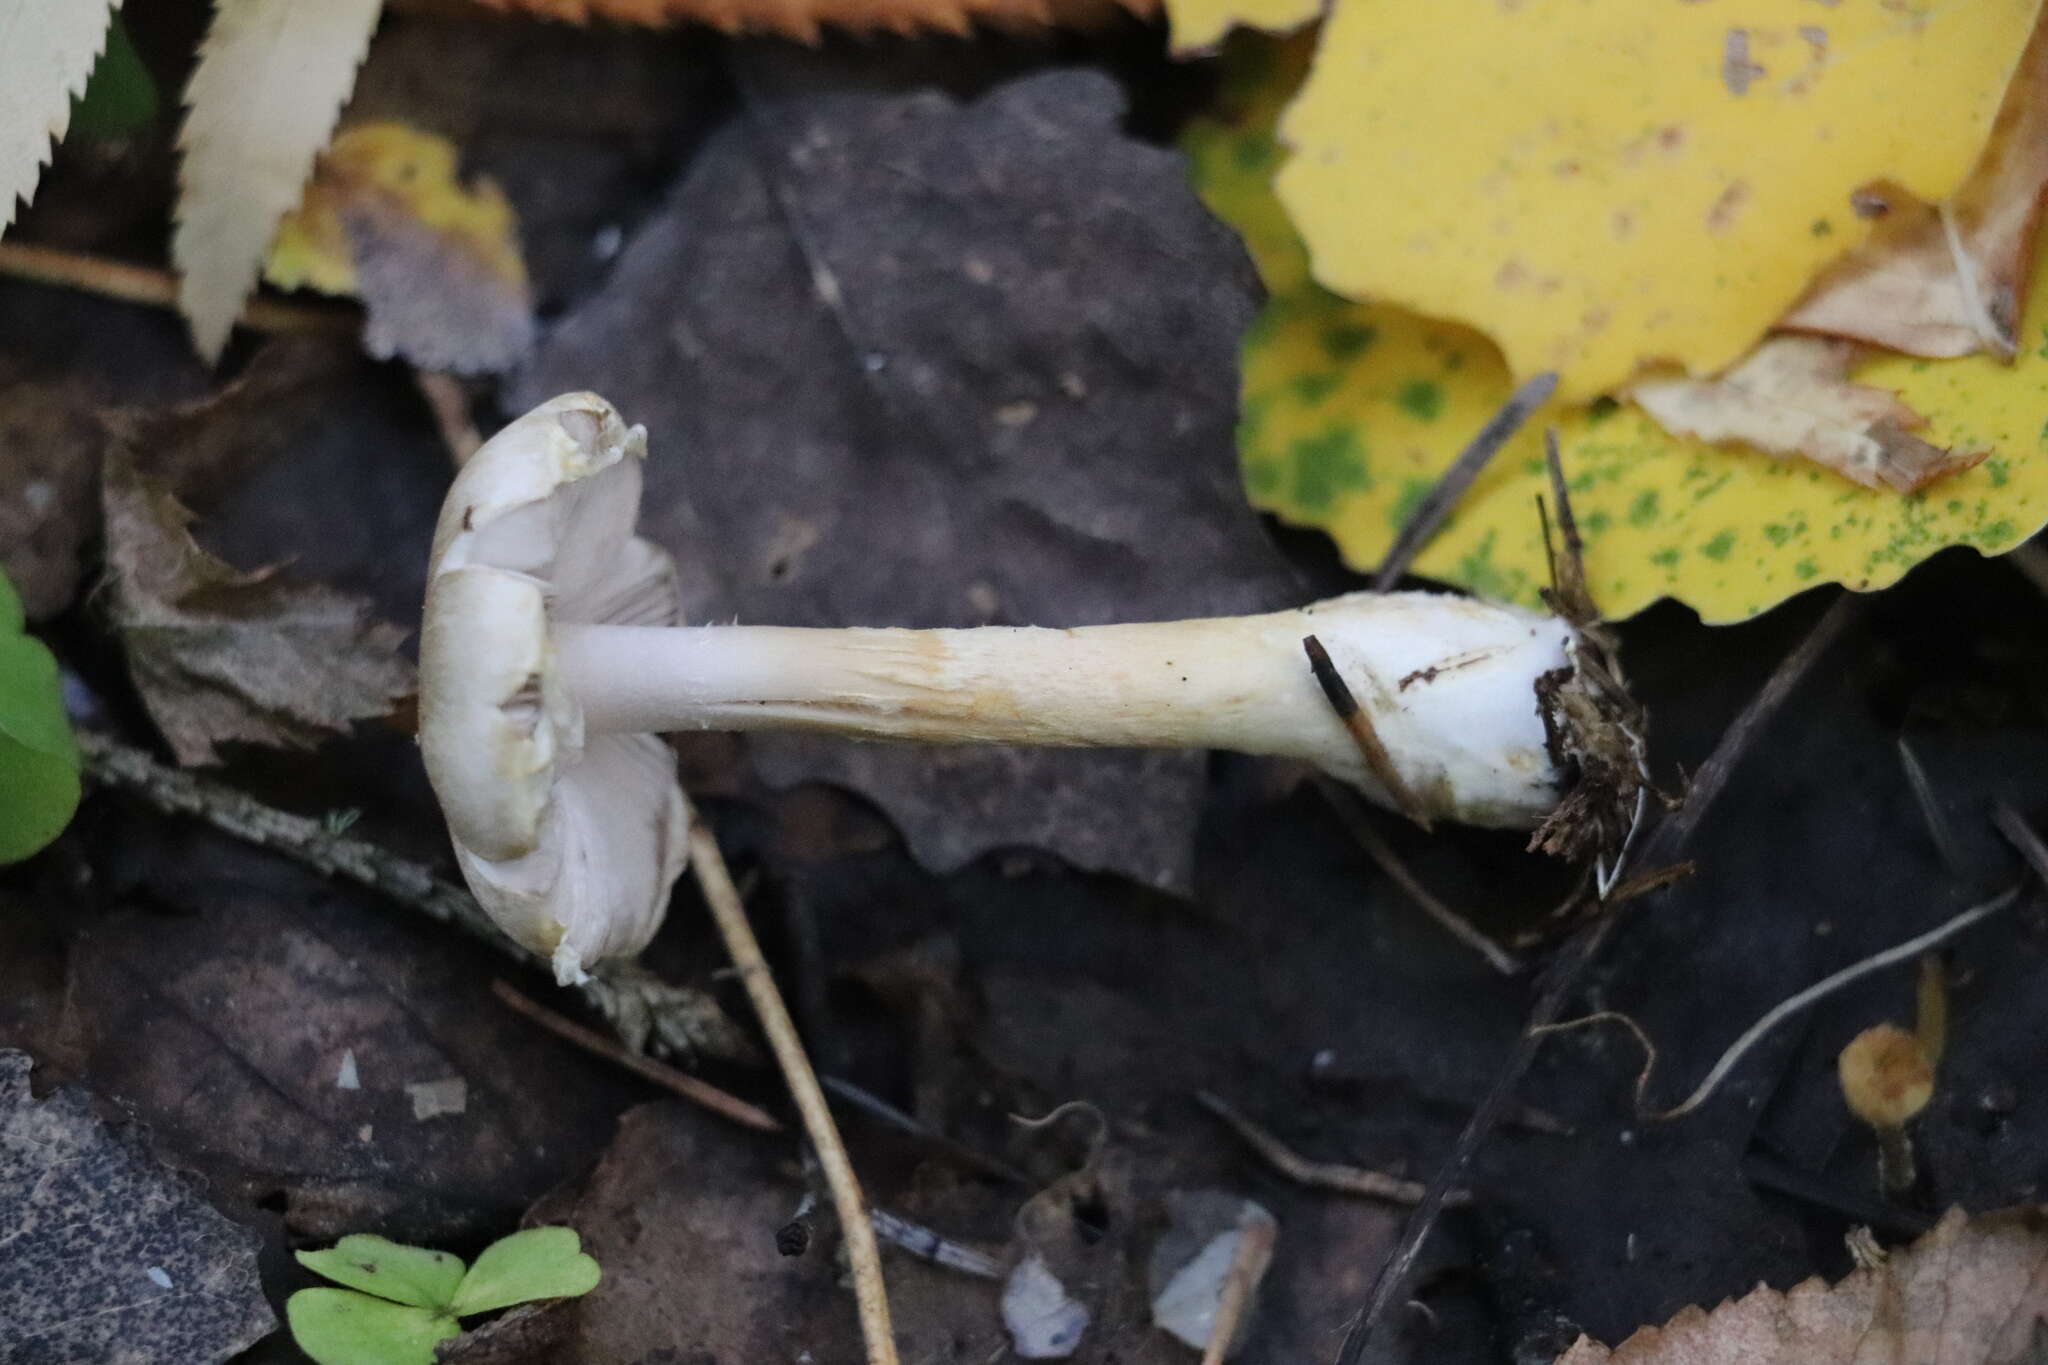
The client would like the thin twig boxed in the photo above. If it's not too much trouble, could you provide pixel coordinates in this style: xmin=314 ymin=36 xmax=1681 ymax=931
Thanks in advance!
xmin=1313 ymin=776 xmax=1520 ymax=975
xmin=1303 ymin=634 xmax=1431 ymax=829
xmin=1195 ymin=1091 xmax=1466 ymax=1208
xmin=1371 ymin=371 xmax=1558 ymax=590
xmin=1200 ymin=1211 xmax=1278 ymax=1365
xmin=687 ymin=819 xmax=898 ymax=1365
xmin=0 ymin=240 xmax=357 ymax=335
xmin=490 ymin=978 xmax=781 ymax=1132
xmin=412 ymin=369 xmax=482 ymax=466
xmin=74 ymin=728 xmax=733 ymax=1061
xmin=1897 ymin=737 xmax=1966 ymax=879
xmin=1995 ymin=802 xmax=2048 ymax=886
xmin=1333 ymin=591 xmax=1862 ymax=1365
xmin=821 ymin=1074 xmax=1031 ymax=1186
xmin=1535 ymin=886 xmax=2018 ymax=1121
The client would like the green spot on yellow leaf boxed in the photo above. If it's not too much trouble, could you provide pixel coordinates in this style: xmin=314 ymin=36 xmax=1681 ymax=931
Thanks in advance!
xmin=1290 ymin=426 xmax=1370 ymax=510
xmin=1293 ymin=372 xmax=1340 ymax=405
xmin=1701 ymin=531 xmax=1736 ymax=561
xmin=1396 ymin=378 xmax=1444 ymax=422
xmin=1322 ymin=321 xmax=1377 ymax=360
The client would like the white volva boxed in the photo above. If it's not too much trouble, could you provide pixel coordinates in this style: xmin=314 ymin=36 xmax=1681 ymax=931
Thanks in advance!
xmin=419 ymin=393 xmax=1577 ymax=980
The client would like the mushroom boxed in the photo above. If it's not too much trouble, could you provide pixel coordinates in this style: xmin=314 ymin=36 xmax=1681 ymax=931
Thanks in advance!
xmin=1837 ymin=1022 xmax=1935 ymax=1195
xmin=419 ymin=393 xmax=1612 ymax=981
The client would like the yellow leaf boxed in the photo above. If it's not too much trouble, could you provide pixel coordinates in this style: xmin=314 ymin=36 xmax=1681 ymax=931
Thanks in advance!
xmin=1 ymin=0 xmax=120 ymax=234
xmin=1185 ymin=34 xmax=2048 ymax=625
xmin=173 ymin=0 xmax=384 ymax=363
xmin=1264 ymin=0 xmax=2041 ymax=401
xmin=266 ymin=122 xmax=534 ymax=373
xmin=1164 ymin=0 xmax=1314 ymax=59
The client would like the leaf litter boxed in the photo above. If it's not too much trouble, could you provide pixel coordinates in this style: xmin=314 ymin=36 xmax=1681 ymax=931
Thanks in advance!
xmin=1555 ymin=1207 xmax=2048 ymax=1364
xmin=100 ymin=448 xmax=413 ymax=766
xmin=15 ymin=10 xmax=2048 ymax=1365
xmin=0 ymin=1049 xmax=276 ymax=1363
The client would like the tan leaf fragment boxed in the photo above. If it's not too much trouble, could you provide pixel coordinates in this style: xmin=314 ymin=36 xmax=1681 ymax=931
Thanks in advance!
xmin=1784 ymin=14 xmax=2048 ymax=360
xmin=1556 ymin=1206 xmax=2048 ymax=1365
xmin=100 ymin=451 xmax=414 ymax=766
xmin=1630 ymin=336 xmax=1984 ymax=494
xmin=462 ymin=0 xmax=1151 ymax=41
xmin=173 ymin=0 xmax=384 ymax=363
xmin=0 ymin=0 xmax=118 ymax=234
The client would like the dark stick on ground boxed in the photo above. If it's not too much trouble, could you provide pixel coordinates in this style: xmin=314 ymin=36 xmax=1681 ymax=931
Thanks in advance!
xmin=1994 ymin=803 xmax=2048 ymax=887
xmin=1330 ymin=590 xmax=1865 ymax=1365
xmin=1303 ymin=634 xmax=1432 ymax=829
xmin=821 ymin=1074 xmax=1032 ymax=1186
xmin=1898 ymin=737 xmax=1968 ymax=881
xmin=1370 ymin=371 xmax=1558 ymax=591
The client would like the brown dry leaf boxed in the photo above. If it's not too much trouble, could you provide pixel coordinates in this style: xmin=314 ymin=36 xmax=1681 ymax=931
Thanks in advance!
xmin=1629 ymin=336 xmax=1984 ymax=494
xmin=266 ymin=122 xmax=535 ymax=374
xmin=1555 ymin=1206 xmax=2048 ymax=1364
xmin=173 ymin=0 xmax=384 ymax=362
xmin=100 ymin=449 xmax=414 ymax=765
xmin=1784 ymin=15 xmax=2048 ymax=360
xmin=463 ymin=0 xmax=1151 ymax=41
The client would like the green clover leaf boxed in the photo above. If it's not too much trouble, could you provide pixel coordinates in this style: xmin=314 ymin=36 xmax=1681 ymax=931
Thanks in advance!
xmin=0 ymin=570 xmax=80 ymax=865
xmin=284 ymin=1291 xmax=463 ymax=1365
xmin=286 ymin=1228 xmax=600 ymax=1365
xmin=447 ymin=1228 xmax=602 ymax=1316
xmin=296 ymin=1236 xmax=467 ymax=1310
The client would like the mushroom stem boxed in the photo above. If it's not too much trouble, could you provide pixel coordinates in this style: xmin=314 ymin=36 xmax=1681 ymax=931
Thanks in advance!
xmin=551 ymin=590 xmax=1573 ymax=827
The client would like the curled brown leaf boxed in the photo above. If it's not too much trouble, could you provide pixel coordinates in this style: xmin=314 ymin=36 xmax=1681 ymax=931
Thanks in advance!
xmin=1556 ymin=1207 xmax=2048 ymax=1364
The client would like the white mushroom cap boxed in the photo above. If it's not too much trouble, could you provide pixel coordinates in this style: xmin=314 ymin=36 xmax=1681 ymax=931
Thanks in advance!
xmin=419 ymin=393 xmax=689 ymax=984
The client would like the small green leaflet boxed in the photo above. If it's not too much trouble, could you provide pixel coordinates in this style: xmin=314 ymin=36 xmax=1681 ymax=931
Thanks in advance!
xmin=286 ymin=1228 xmax=601 ymax=1365
xmin=0 ymin=569 xmax=80 ymax=864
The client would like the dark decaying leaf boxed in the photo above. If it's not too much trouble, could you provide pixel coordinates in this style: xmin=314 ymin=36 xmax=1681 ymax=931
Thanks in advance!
xmin=513 ymin=56 xmax=1292 ymax=888
xmin=0 ymin=379 xmax=103 ymax=621
xmin=0 ymin=1050 xmax=276 ymax=1364
xmin=0 ymin=338 xmax=356 ymax=626
xmin=1 ymin=823 xmax=648 ymax=1247
xmin=113 ymin=335 xmax=362 ymax=504
xmin=100 ymin=449 xmax=415 ymax=766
